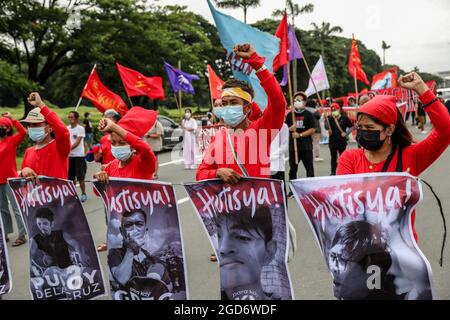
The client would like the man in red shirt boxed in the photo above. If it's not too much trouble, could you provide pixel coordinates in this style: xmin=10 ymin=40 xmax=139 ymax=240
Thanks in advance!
xmin=20 ymin=92 xmax=71 ymax=180
xmin=196 ymin=43 xmax=286 ymax=183
xmin=95 ymin=109 xmax=122 ymax=167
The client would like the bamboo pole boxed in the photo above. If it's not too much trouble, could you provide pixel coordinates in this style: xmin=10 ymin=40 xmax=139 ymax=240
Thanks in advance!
xmin=75 ymin=64 xmax=97 ymax=111
xmin=287 ymin=60 xmax=299 ymax=164
xmin=178 ymin=60 xmax=183 ymax=121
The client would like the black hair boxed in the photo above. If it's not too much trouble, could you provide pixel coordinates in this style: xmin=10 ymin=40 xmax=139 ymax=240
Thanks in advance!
xmin=357 ymin=109 xmax=414 ymax=149
xmin=35 ymin=207 xmax=54 ymax=222
xmin=185 ymin=108 xmax=192 ymax=114
xmin=223 ymin=79 xmax=255 ymax=99
xmin=122 ymin=209 xmax=147 ymax=225
xmin=306 ymin=99 xmax=316 ymax=109
xmin=69 ymin=111 xmax=80 ymax=120
xmin=84 ymin=112 xmax=90 ymax=118
xmin=215 ymin=206 xmax=273 ymax=243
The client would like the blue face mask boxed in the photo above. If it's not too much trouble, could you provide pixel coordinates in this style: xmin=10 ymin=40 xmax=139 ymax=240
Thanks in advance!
xmin=111 ymin=145 xmax=132 ymax=161
xmin=218 ymin=105 xmax=246 ymax=127
xmin=28 ymin=127 xmax=48 ymax=142
xmin=213 ymin=107 xmax=224 ymax=120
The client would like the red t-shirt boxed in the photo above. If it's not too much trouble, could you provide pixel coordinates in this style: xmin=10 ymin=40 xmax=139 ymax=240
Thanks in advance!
xmin=337 ymin=89 xmax=450 ymax=240
xmin=196 ymin=53 xmax=287 ymax=180
xmin=0 ymin=120 xmax=27 ymax=183
xmin=100 ymin=134 xmax=115 ymax=165
xmin=22 ymin=106 xmax=71 ymax=179
xmin=104 ymin=132 xmax=156 ymax=180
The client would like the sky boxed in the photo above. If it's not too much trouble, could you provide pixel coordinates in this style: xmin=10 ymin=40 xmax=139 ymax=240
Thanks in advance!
xmin=158 ymin=0 xmax=450 ymax=74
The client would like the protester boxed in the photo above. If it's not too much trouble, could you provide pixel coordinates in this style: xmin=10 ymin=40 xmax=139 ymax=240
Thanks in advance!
xmin=197 ymin=43 xmax=286 ymax=182
xmin=83 ymin=112 xmax=94 ymax=149
xmin=20 ymin=92 xmax=71 ymax=180
xmin=306 ymin=99 xmax=323 ymax=162
xmin=0 ymin=113 xmax=27 ymax=246
xmin=337 ymin=72 xmax=450 ymax=241
xmin=96 ymin=109 xmax=122 ymax=166
xmin=416 ymin=101 xmax=427 ymax=134
xmin=144 ymin=119 xmax=164 ymax=179
xmin=347 ymin=96 xmax=356 ymax=107
xmin=181 ymin=108 xmax=198 ymax=170
xmin=359 ymin=94 xmax=370 ymax=106
xmin=325 ymin=103 xmax=354 ymax=175
xmin=286 ymin=91 xmax=316 ymax=196
xmin=270 ymin=123 xmax=289 ymax=193
xmin=67 ymin=111 xmax=88 ymax=202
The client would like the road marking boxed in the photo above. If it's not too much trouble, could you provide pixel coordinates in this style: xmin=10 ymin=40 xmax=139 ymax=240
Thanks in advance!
xmin=177 ymin=197 xmax=190 ymax=205
xmin=159 ymin=156 xmax=202 ymax=167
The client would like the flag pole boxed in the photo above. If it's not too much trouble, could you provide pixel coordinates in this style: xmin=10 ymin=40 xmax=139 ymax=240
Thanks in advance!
xmin=178 ymin=60 xmax=183 ymax=121
xmin=207 ymin=67 xmax=215 ymax=111
xmin=75 ymin=64 xmax=97 ymax=111
xmin=287 ymin=60 xmax=299 ymax=164
xmin=299 ymin=49 xmax=325 ymax=108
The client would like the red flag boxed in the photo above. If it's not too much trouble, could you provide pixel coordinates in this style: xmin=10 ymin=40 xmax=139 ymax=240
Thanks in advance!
xmin=371 ymin=67 xmax=397 ymax=89
xmin=116 ymin=63 xmax=165 ymax=100
xmin=207 ymin=65 xmax=224 ymax=100
xmin=348 ymin=37 xmax=369 ymax=85
xmin=273 ymin=11 xmax=289 ymax=72
xmin=81 ymin=67 xmax=128 ymax=115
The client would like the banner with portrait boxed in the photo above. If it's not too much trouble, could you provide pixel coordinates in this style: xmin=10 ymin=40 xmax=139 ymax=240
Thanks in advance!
xmin=93 ymin=178 xmax=188 ymax=300
xmin=290 ymin=173 xmax=435 ymax=300
xmin=8 ymin=177 xmax=106 ymax=300
xmin=184 ymin=178 xmax=294 ymax=300
xmin=0 ymin=218 xmax=12 ymax=296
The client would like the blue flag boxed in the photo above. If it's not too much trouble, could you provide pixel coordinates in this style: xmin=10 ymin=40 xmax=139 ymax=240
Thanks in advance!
xmin=164 ymin=61 xmax=200 ymax=94
xmin=207 ymin=0 xmax=280 ymax=109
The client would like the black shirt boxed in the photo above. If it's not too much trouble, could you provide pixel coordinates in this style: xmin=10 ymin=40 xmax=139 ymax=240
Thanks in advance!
xmin=326 ymin=114 xmax=354 ymax=148
xmin=34 ymin=231 xmax=72 ymax=269
xmin=417 ymin=103 xmax=426 ymax=117
xmin=285 ymin=109 xmax=316 ymax=151
xmin=83 ymin=119 xmax=93 ymax=134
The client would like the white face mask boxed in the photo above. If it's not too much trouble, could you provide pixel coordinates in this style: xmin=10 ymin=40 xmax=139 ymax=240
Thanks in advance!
xmin=111 ymin=145 xmax=132 ymax=161
xmin=294 ymin=100 xmax=305 ymax=110
xmin=185 ymin=113 xmax=192 ymax=119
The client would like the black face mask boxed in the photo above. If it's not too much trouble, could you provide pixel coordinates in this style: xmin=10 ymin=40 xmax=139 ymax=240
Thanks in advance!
xmin=0 ymin=128 xmax=7 ymax=138
xmin=356 ymin=129 xmax=386 ymax=151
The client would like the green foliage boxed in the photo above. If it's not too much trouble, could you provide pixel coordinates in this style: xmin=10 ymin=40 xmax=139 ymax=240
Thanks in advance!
xmin=215 ymin=0 xmax=261 ymax=23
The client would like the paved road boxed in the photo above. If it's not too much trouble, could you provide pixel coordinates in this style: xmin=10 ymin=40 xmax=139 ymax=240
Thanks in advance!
xmin=3 ymin=124 xmax=450 ymax=300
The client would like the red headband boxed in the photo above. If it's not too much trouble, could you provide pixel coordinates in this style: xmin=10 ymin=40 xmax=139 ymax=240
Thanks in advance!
xmin=359 ymin=95 xmax=397 ymax=125
xmin=0 ymin=117 xmax=13 ymax=128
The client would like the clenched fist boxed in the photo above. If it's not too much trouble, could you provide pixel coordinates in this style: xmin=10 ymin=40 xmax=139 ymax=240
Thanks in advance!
xmin=398 ymin=72 xmax=429 ymax=96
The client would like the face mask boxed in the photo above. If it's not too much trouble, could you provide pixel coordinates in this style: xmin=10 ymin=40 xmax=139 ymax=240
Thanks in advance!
xmin=332 ymin=111 xmax=340 ymax=117
xmin=111 ymin=145 xmax=132 ymax=161
xmin=213 ymin=107 xmax=224 ymax=120
xmin=185 ymin=113 xmax=191 ymax=119
xmin=294 ymin=100 xmax=304 ymax=110
xmin=220 ymin=105 xmax=246 ymax=127
xmin=0 ymin=128 xmax=7 ymax=138
xmin=356 ymin=129 xmax=386 ymax=151
xmin=28 ymin=127 xmax=48 ymax=142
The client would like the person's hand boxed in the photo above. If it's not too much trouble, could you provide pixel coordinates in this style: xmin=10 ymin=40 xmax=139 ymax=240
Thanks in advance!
xmin=1 ymin=112 xmax=14 ymax=120
xmin=398 ymin=72 xmax=429 ymax=96
xmin=292 ymin=132 xmax=300 ymax=139
xmin=98 ymin=118 xmax=115 ymax=132
xmin=288 ymin=125 xmax=296 ymax=132
xmin=27 ymin=92 xmax=45 ymax=108
xmin=21 ymin=167 xmax=38 ymax=181
xmin=234 ymin=43 xmax=256 ymax=60
xmin=123 ymin=234 xmax=141 ymax=255
xmin=94 ymin=171 xmax=109 ymax=183
xmin=216 ymin=168 xmax=242 ymax=184
xmin=341 ymin=132 xmax=346 ymax=138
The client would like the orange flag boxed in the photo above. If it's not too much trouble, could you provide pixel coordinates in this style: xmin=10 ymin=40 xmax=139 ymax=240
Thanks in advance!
xmin=348 ymin=37 xmax=369 ymax=85
xmin=116 ymin=63 xmax=165 ymax=100
xmin=82 ymin=67 xmax=128 ymax=115
xmin=207 ymin=64 xmax=224 ymax=100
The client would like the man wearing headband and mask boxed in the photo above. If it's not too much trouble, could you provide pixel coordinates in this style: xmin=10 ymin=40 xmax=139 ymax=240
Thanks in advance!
xmin=20 ymin=92 xmax=71 ymax=180
xmin=196 ymin=43 xmax=286 ymax=183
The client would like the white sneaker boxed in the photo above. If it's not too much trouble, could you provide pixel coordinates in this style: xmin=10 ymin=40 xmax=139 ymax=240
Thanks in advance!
xmin=421 ymin=131 xmax=427 ymax=134
xmin=314 ymin=157 xmax=324 ymax=162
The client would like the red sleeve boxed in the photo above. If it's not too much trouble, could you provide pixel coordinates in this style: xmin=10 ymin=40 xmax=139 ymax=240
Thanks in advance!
xmin=10 ymin=120 xmax=26 ymax=146
xmin=124 ymin=132 xmax=156 ymax=175
xmin=408 ymin=89 xmax=450 ymax=175
xmin=336 ymin=149 xmax=356 ymax=175
xmin=40 ymin=106 xmax=71 ymax=158
xmin=196 ymin=135 xmax=218 ymax=181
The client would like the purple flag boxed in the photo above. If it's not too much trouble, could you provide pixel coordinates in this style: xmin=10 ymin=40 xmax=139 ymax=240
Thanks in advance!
xmin=288 ymin=25 xmax=302 ymax=61
xmin=164 ymin=61 xmax=200 ymax=94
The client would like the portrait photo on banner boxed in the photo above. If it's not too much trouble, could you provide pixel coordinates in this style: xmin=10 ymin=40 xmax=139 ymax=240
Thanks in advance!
xmin=184 ymin=177 xmax=294 ymax=301
xmin=290 ymin=172 xmax=435 ymax=300
xmin=93 ymin=178 xmax=188 ymax=300
xmin=8 ymin=177 xmax=106 ymax=300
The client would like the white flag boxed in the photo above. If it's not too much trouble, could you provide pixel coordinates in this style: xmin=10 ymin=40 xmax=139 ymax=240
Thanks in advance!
xmin=305 ymin=55 xmax=330 ymax=97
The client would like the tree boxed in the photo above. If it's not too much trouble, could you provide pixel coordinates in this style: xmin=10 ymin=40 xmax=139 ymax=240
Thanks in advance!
xmin=214 ymin=0 xmax=261 ymax=24
xmin=381 ymin=40 xmax=391 ymax=67
xmin=272 ymin=1 xmax=314 ymax=91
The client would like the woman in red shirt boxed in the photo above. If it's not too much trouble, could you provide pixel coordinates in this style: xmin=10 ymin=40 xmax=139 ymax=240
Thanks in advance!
xmin=0 ymin=113 xmax=27 ymax=246
xmin=337 ymin=72 xmax=450 ymax=240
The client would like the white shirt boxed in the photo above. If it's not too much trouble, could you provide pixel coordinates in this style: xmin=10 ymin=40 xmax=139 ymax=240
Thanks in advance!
xmin=68 ymin=124 xmax=85 ymax=157
xmin=270 ymin=123 xmax=289 ymax=173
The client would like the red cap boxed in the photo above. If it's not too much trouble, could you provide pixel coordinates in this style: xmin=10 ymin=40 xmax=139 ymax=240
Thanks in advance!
xmin=331 ymin=103 xmax=340 ymax=111
xmin=0 ymin=117 xmax=13 ymax=128
xmin=359 ymin=95 xmax=397 ymax=125
xmin=248 ymin=101 xmax=262 ymax=121
xmin=118 ymin=106 xmax=158 ymax=138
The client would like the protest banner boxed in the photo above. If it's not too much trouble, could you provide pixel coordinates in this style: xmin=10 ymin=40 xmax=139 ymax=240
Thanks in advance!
xmin=93 ymin=178 xmax=188 ymax=300
xmin=8 ymin=177 xmax=106 ymax=300
xmin=0 ymin=219 xmax=12 ymax=296
xmin=290 ymin=173 xmax=435 ymax=300
xmin=184 ymin=177 xmax=294 ymax=300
